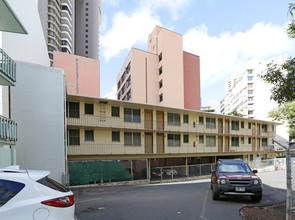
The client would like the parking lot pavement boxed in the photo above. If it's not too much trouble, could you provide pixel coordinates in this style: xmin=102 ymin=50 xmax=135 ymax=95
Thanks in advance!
xmin=257 ymin=169 xmax=286 ymax=190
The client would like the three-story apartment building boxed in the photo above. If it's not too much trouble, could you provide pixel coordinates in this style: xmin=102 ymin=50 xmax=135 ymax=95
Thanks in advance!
xmin=66 ymin=94 xmax=278 ymax=184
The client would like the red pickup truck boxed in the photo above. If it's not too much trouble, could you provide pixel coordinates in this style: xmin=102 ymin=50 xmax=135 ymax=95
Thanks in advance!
xmin=211 ymin=159 xmax=263 ymax=202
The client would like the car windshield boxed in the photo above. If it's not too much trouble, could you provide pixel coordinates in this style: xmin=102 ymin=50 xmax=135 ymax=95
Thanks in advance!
xmin=218 ymin=163 xmax=252 ymax=173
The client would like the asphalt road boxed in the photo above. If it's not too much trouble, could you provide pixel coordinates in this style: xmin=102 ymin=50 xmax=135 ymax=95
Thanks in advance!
xmin=74 ymin=171 xmax=286 ymax=220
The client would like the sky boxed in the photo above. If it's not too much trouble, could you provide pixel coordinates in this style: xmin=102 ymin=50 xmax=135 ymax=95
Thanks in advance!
xmin=99 ymin=0 xmax=295 ymax=111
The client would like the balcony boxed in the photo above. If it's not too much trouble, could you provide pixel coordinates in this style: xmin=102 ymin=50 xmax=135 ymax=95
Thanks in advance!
xmin=0 ymin=115 xmax=17 ymax=145
xmin=0 ymin=48 xmax=16 ymax=86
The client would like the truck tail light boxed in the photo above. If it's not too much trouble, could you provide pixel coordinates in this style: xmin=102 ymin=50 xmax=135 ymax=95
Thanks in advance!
xmin=41 ymin=195 xmax=74 ymax=208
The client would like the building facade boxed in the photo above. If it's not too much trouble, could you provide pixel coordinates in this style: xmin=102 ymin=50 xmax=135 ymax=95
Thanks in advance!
xmin=220 ymin=55 xmax=289 ymax=145
xmin=66 ymin=94 xmax=278 ymax=183
xmin=116 ymin=26 xmax=201 ymax=111
xmin=53 ymin=51 xmax=100 ymax=98
xmin=37 ymin=0 xmax=101 ymax=64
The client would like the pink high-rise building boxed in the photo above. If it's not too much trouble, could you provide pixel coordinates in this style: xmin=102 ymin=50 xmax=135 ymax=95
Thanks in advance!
xmin=116 ymin=26 xmax=201 ymax=110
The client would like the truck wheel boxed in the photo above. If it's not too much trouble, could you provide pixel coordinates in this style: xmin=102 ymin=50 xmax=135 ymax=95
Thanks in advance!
xmin=251 ymin=194 xmax=262 ymax=202
xmin=212 ymin=190 xmax=219 ymax=200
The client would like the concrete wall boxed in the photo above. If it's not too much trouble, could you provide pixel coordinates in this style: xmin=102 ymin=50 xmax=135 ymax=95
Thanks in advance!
xmin=53 ymin=51 xmax=100 ymax=98
xmin=10 ymin=61 xmax=66 ymax=183
xmin=183 ymin=51 xmax=201 ymax=111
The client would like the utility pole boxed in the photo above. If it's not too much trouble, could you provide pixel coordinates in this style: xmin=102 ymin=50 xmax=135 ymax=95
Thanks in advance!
xmin=274 ymin=139 xmax=295 ymax=220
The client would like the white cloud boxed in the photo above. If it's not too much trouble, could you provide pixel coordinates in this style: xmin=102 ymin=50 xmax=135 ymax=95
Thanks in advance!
xmin=101 ymin=9 xmax=161 ymax=61
xmin=101 ymin=0 xmax=191 ymax=61
xmin=103 ymin=85 xmax=117 ymax=99
xmin=183 ymin=22 xmax=295 ymax=89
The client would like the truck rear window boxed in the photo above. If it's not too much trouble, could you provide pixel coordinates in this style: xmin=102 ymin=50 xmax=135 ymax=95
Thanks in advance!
xmin=0 ymin=179 xmax=25 ymax=207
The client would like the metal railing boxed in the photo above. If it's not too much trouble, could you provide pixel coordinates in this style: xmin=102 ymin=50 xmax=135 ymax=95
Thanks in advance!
xmin=0 ymin=115 xmax=18 ymax=145
xmin=0 ymin=48 xmax=16 ymax=86
xmin=67 ymin=115 xmax=276 ymax=137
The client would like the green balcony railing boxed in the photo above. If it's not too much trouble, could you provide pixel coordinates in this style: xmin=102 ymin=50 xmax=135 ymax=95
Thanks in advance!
xmin=0 ymin=115 xmax=17 ymax=145
xmin=0 ymin=48 xmax=16 ymax=86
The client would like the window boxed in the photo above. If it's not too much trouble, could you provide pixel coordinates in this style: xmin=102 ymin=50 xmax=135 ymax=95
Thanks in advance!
xmin=231 ymin=120 xmax=239 ymax=131
xmin=159 ymin=93 xmax=163 ymax=102
xmin=248 ymin=97 xmax=253 ymax=101
xmin=112 ymin=131 xmax=120 ymax=142
xmin=206 ymin=136 xmax=216 ymax=146
xmin=199 ymin=135 xmax=204 ymax=144
xmin=67 ymin=102 xmax=79 ymax=118
xmin=206 ymin=117 xmax=216 ymax=129
xmin=250 ymin=154 xmax=253 ymax=161
xmin=86 ymin=29 xmax=88 ymax=32
xmin=86 ymin=18 xmax=88 ymax=22
xmin=248 ymin=90 xmax=253 ymax=95
xmin=248 ymin=76 xmax=253 ymax=81
xmin=248 ymin=137 xmax=251 ymax=144
xmin=159 ymin=66 xmax=162 ymax=75
xmin=247 ymin=69 xmax=253 ymax=74
xmin=85 ymin=40 xmax=88 ymax=43
xmin=241 ymin=121 xmax=244 ymax=129
xmin=124 ymin=132 xmax=141 ymax=146
xmin=159 ymin=80 xmax=163 ymax=88
xmin=124 ymin=108 xmax=140 ymax=122
xmin=183 ymin=114 xmax=189 ymax=123
xmin=86 ymin=35 xmax=88 ymax=38
xmin=159 ymin=52 xmax=162 ymax=62
xmin=167 ymin=113 xmax=180 ymax=126
xmin=0 ymin=180 xmax=25 ymax=207
xmin=168 ymin=134 xmax=180 ymax=146
xmin=241 ymin=137 xmax=244 ymax=144
xmin=86 ymin=13 xmax=88 ymax=16
xmin=248 ymin=110 xmax=254 ymax=115
xmin=68 ymin=129 xmax=80 ymax=145
xmin=85 ymin=130 xmax=94 ymax=141
xmin=85 ymin=103 xmax=93 ymax=114
xmin=248 ymin=122 xmax=251 ymax=129
xmin=183 ymin=134 xmax=189 ymax=143
xmin=272 ymin=125 xmax=275 ymax=131
xmin=85 ymin=51 xmax=88 ymax=54
xmin=262 ymin=138 xmax=267 ymax=146
xmin=231 ymin=137 xmax=239 ymax=146
xmin=112 ymin=106 xmax=120 ymax=117
xmin=199 ymin=116 xmax=204 ymax=125
xmin=262 ymin=124 xmax=267 ymax=133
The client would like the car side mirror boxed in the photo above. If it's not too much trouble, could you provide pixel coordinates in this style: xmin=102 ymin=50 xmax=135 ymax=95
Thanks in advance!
xmin=253 ymin=169 xmax=258 ymax=173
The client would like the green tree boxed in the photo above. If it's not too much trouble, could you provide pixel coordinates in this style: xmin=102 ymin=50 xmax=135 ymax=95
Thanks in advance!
xmin=259 ymin=3 xmax=295 ymax=139
xmin=227 ymin=110 xmax=244 ymax=117
xmin=268 ymin=101 xmax=295 ymax=139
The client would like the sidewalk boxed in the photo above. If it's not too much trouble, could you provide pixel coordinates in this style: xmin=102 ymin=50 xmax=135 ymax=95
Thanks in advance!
xmin=257 ymin=169 xmax=286 ymax=190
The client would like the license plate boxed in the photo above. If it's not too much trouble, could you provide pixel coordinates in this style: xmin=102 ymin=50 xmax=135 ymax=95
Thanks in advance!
xmin=236 ymin=187 xmax=245 ymax=192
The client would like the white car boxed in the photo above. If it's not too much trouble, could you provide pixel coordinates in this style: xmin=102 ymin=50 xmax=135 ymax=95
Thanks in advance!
xmin=164 ymin=169 xmax=178 ymax=176
xmin=0 ymin=166 xmax=76 ymax=220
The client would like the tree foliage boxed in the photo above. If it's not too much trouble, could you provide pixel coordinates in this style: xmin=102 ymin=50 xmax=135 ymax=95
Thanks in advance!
xmin=260 ymin=57 xmax=295 ymax=105
xmin=259 ymin=3 xmax=295 ymax=140
xmin=268 ymin=102 xmax=295 ymax=139
xmin=287 ymin=3 xmax=295 ymax=38
xmin=227 ymin=110 xmax=245 ymax=117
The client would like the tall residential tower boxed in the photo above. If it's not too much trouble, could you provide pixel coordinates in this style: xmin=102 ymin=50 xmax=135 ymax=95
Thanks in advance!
xmin=116 ymin=26 xmax=201 ymax=111
xmin=37 ymin=0 xmax=101 ymax=64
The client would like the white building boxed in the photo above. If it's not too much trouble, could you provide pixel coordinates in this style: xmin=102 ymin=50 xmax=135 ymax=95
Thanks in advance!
xmin=0 ymin=0 xmax=66 ymax=183
xmin=220 ymin=55 xmax=289 ymax=146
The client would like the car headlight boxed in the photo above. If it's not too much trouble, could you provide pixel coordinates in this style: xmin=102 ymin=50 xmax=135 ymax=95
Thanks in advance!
xmin=218 ymin=179 xmax=226 ymax=184
xmin=253 ymin=179 xmax=260 ymax=185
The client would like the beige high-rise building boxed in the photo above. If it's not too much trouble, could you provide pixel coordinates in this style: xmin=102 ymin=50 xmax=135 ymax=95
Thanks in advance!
xmin=36 ymin=0 xmax=101 ymax=64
